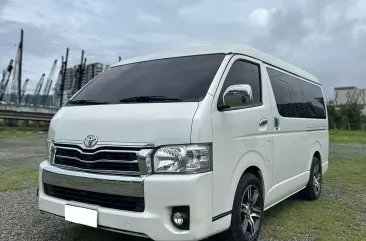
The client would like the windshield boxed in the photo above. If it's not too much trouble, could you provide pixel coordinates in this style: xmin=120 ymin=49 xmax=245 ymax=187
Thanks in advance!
xmin=67 ymin=54 xmax=225 ymax=105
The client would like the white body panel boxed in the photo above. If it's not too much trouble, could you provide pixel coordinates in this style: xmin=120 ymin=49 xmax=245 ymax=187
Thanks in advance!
xmin=50 ymin=102 xmax=199 ymax=146
xmin=211 ymin=55 xmax=275 ymax=216
xmin=39 ymin=162 xmax=215 ymax=241
xmin=39 ymin=45 xmax=329 ymax=240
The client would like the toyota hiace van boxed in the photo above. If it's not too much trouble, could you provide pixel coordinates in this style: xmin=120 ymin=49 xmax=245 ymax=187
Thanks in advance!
xmin=39 ymin=45 xmax=329 ymax=241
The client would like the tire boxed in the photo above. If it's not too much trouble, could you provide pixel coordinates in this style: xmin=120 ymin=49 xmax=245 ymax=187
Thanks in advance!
xmin=301 ymin=157 xmax=322 ymax=201
xmin=219 ymin=173 xmax=264 ymax=241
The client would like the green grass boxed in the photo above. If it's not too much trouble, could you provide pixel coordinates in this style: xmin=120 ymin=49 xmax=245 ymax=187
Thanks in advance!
xmin=262 ymin=153 xmax=366 ymax=241
xmin=329 ymin=130 xmax=366 ymax=145
xmin=0 ymin=167 xmax=39 ymax=192
xmin=0 ymin=127 xmax=46 ymax=138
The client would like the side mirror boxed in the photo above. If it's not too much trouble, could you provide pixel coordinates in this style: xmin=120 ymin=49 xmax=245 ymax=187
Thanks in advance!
xmin=221 ymin=84 xmax=253 ymax=110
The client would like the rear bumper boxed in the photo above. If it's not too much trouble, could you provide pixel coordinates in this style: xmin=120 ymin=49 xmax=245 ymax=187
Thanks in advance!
xmin=38 ymin=161 xmax=216 ymax=241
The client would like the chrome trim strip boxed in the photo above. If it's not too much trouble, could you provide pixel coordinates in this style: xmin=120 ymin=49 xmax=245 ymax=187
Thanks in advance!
xmin=55 ymin=155 xmax=138 ymax=164
xmin=53 ymin=164 xmax=141 ymax=176
xmin=54 ymin=146 xmax=139 ymax=154
xmin=42 ymin=162 xmax=143 ymax=182
xmin=42 ymin=168 xmax=144 ymax=197
xmin=137 ymin=149 xmax=154 ymax=176
xmin=53 ymin=140 xmax=155 ymax=148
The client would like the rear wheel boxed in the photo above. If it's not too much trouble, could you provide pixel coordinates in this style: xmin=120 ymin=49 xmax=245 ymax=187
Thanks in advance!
xmin=220 ymin=173 xmax=264 ymax=241
xmin=301 ymin=157 xmax=322 ymax=200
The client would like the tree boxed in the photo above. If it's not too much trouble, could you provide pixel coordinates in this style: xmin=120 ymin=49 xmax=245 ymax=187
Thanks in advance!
xmin=326 ymin=105 xmax=341 ymax=129
xmin=339 ymin=101 xmax=363 ymax=130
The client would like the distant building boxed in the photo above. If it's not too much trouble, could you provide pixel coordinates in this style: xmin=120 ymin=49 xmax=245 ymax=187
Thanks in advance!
xmin=64 ymin=68 xmax=74 ymax=92
xmin=54 ymin=62 xmax=110 ymax=106
xmin=60 ymin=68 xmax=75 ymax=106
xmin=334 ymin=86 xmax=366 ymax=115
xmin=81 ymin=63 xmax=110 ymax=87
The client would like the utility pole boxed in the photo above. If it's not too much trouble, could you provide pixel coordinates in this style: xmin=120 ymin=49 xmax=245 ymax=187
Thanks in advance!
xmin=80 ymin=57 xmax=87 ymax=89
xmin=91 ymin=64 xmax=95 ymax=79
xmin=76 ymin=50 xmax=85 ymax=91
xmin=17 ymin=29 xmax=23 ymax=105
xmin=41 ymin=60 xmax=58 ymax=105
xmin=59 ymin=48 xmax=69 ymax=108
xmin=53 ymin=56 xmax=64 ymax=108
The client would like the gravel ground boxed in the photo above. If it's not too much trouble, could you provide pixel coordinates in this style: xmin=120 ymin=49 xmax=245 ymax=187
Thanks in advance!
xmin=0 ymin=188 xmax=314 ymax=241
xmin=0 ymin=189 xmax=147 ymax=241
xmin=0 ymin=137 xmax=365 ymax=241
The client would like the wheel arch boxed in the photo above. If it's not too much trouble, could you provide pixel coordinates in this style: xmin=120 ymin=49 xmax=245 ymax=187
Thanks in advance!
xmin=228 ymin=150 xmax=268 ymax=210
xmin=244 ymin=166 xmax=265 ymax=196
xmin=307 ymin=141 xmax=323 ymax=171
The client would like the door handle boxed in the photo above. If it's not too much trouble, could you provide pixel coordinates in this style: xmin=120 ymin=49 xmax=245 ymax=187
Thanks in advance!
xmin=274 ymin=117 xmax=280 ymax=130
xmin=259 ymin=118 xmax=268 ymax=126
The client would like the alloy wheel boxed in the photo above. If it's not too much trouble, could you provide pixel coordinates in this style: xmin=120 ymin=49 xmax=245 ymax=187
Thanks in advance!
xmin=313 ymin=163 xmax=322 ymax=195
xmin=240 ymin=185 xmax=262 ymax=238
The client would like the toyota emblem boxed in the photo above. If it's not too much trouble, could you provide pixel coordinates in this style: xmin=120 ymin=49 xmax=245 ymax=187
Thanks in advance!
xmin=83 ymin=135 xmax=98 ymax=148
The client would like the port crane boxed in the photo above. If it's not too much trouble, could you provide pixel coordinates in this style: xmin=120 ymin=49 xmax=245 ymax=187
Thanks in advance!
xmin=20 ymin=78 xmax=29 ymax=103
xmin=53 ymin=56 xmax=64 ymax=108
xmin=33 ymin=73 xmax=45 ymax=104
xmin=8 ymin=29 xmax=23 ymax=103
xmin=41 ymin=59 xmax=58 ymax=105
xmin=0 ymin=60 xmax=14 ymax=101
xmin=9 ymin=47 xmax=20 ymax=103
xmin=70 ymin=50 xmax=87 ymax=97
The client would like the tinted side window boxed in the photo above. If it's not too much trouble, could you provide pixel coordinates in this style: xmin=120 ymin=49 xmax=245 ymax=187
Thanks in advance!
xmin=288 ymin=76 xmax=303 ymax=118
xmin=267 ymin=68 xmax=292 ymax=117
xmin=218 ymin=60 xmax=261 ymax=108
xmin=301 ymin=81 xmax=326 ymax=119
xmin=267 ymin=67 xmax=326 ymax=119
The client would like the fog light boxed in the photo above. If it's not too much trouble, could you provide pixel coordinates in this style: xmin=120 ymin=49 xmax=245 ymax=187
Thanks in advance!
xmin=173 ymin=212 xmax=184 ymax=226
xmin=171 ymin=206 xmax=190 ymax=230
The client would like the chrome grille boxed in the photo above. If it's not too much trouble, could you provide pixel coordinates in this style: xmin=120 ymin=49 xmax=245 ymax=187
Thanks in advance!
xmin=53 ymin=144 xmax=141 ymax=175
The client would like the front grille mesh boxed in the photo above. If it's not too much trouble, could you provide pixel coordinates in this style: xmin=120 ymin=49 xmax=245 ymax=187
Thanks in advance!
xmin=44 ymin=184 xmax=145 ymax=212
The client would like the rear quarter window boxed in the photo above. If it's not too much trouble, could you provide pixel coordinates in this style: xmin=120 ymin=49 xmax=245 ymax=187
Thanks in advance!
xmin=267 ymin=67 xmax=326 ymax=119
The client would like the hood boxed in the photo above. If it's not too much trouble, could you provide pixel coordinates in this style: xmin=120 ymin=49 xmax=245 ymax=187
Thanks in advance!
xmin=50 ymin=102 xmax=199 ymax=146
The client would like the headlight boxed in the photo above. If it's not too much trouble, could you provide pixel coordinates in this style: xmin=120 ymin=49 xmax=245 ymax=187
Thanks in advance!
xmin=153 ymin=144 xmax=212 ymax=173
xmin=46 ymin=140 xmax=56 ymax=164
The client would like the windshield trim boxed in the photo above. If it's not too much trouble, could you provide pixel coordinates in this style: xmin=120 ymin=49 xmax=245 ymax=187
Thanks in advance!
xmin=110 ymin=52 xmax=227 ymax=69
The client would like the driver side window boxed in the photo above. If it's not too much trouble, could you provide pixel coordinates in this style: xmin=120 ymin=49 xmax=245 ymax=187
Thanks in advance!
xmin=218 ymin=60 xmax=262 ymax=110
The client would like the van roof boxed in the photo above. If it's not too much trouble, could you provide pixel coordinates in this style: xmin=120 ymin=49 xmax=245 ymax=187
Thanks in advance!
xmin=112 ymin=44 xmax=319 ymax=84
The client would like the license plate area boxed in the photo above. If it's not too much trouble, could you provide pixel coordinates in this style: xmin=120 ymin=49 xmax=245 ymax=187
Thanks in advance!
xmin=65 ymin=204 xmax=97 ymax=228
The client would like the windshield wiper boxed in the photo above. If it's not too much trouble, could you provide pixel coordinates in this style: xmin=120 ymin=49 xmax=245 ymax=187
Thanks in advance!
xmin=119 ymin=96 xmax=183 ymax=103
xmin=67 ymin=99 xmax=110 ymax=105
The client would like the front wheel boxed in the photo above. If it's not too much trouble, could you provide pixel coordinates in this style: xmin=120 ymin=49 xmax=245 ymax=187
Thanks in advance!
xmin=220 ymin=173 xmax=264 ymax=241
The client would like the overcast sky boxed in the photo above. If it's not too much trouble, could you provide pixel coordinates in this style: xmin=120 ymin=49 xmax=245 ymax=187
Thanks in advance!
xmin=1 ymin=0 xmax=366 ymax=99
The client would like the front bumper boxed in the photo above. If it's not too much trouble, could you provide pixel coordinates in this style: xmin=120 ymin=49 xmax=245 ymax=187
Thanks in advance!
xmin=38 ymin=161 xmax=214 ymax=241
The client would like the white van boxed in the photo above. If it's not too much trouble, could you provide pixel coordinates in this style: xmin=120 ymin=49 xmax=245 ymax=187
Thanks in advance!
xmin=39 ymin=45 xmax=329 ymax=241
